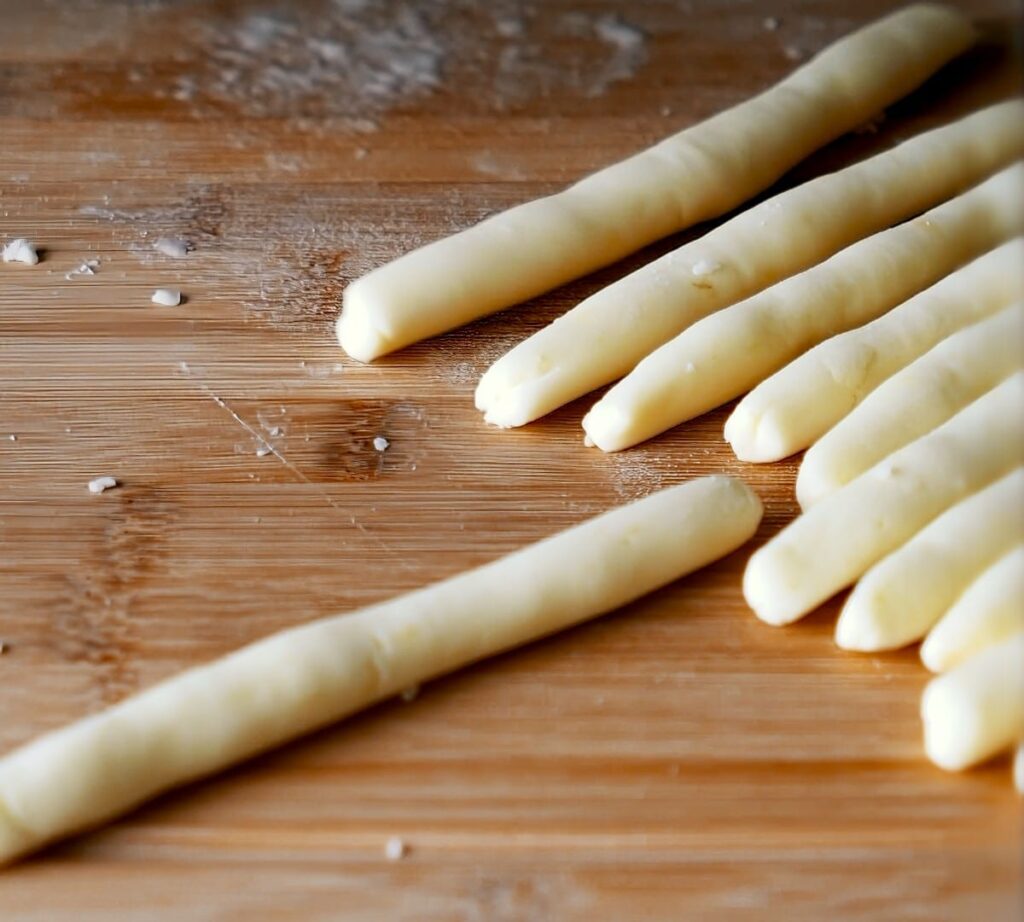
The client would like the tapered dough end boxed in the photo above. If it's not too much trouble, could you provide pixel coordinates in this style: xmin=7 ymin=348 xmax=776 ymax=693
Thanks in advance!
xmin=921 ymin=633 xmax=1024 ymax=771
xmin=581 ymin=403 xmax=634 ymax=453
xmin=724 ymin=405 xmax=792 ymax=464
xmin=337 ymin=280 xmax=394 ymax=363
xmin=795 ymin=461 xmax=837 ymax=512
xmin=742 ymin=545 xmax=810 ymax=626
xmin=0 ymin=802 xmax=37 ymax=867
xmin=834 ymin=605 xmax=888 ymax=651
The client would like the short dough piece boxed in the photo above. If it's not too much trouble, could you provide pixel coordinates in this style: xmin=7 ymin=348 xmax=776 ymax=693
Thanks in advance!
xmin=743 ymin=373 xmax=1024 ymax=626
xmin=798 ymin=301 xmax=1024 ymax=507
xmin=1015 ymin=742 xmax=1024 ymax=794
xmin=835 ymin=467 xmax=1024 ymax=651
xmin=726 ymin=238 xmax=1024 ymax=466
xmin=921 ymin=632 xmax=1024 ymax=772
xmin=921 ymin=545 xmax=1024 ymax=673
xmin=584 ymin=165 xmax=1024 ymax=452
xmin=338 ymin=5 xmax=975 ymax=362
xmin=475 ymin=102 xmax=1023 ymax=428
xmin=0 ymin=476 xmax=762 ymax=865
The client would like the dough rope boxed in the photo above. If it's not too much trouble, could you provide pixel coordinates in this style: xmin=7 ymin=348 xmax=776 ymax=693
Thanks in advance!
xmin=0 ymin=476 xmax=761 ymax=865
xmin=338 ymin=5 xmax=974 ymax=362
xmin=585 ymin=164 xmax=1024 ymax=453
xmin=476 ymin=101 xmax=1022 ymax=429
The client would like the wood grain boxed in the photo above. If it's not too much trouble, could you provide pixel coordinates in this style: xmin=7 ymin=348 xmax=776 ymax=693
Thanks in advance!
xmin=0 ymin=0 xmax=1021 ymax=917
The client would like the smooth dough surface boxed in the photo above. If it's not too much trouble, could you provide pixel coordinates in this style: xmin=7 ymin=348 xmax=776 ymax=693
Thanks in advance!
xmin=921 ymin=632 xmax=1024 ymax=772
xmin=337 ymin=5 xmax=974 ymax=362
xmin=726 ymin=238 xmax=1024 ymax=465
xmin=920 ymin=544 xmax=1024 ymax=673
xmin=743 ymin=373 xmax=1024 ymax=626
xmin=798 ymin=301 xmax=1024 ymax=507
xmin=835 ymin=467 xmax=1024 ymax=651
xmin=584 ymin=164 xmax=1024 ymax=452
xmin=0 ymin=476 xmax=762 ymax=865
xmin=475 ymin=101 xmax=1023 ymax=429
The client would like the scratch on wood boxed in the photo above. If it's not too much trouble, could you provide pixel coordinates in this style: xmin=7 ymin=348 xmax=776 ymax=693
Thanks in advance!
xmin=182 ymin=366 xmax=412 ymax=570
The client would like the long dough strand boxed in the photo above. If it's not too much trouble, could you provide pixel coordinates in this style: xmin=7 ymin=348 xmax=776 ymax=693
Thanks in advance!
xmin=0 ymin=476 xmax=761 ymax=865
xmin=583 ymin=165 xmax=1024 ymax=452
xmin=337 ymin=5 xmax=974 ymax=362
xmin=834 ymin=468 xmax=1024 ymax=652
xmin=798 ymin=302 xmax=1024 ymax=507
xmin=475 ymin=101 xmax=1024 ymax=428
xmin=743 ymin=373 xmax=1024 ymax=626
xmin=921 ymin=633 xmax=1024 ymax=772
xmin=921 ymin=545 xmax=1024 ymax=673
xmin=724 ymin=239 xmax=1024 ymax=464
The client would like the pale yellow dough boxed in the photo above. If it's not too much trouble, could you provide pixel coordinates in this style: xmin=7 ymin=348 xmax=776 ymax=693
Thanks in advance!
xmin=743 ymin=373 xmax=1024 ymax=626
xmin=725 ymin=239 xmax=1024 ymax=465
xmin=921 ymin=633 xmax=1024 ymax=772
xmin=0 ymin=476 xmax=761 ymax=865
xmin=584 ymin=165 xmax=1024 ymax=452
xmin=337 ymin=5 xmax=974 ymax=362
xmin=920 ymin=545 xmax=1024 ymax=673
xmin=835 ymin=468 xmax=1024 ymax=651
xmin=475 ymin=101 xmax=1023 ymax=428
xmin=797 ymin=301 xmax=1024 ymax=507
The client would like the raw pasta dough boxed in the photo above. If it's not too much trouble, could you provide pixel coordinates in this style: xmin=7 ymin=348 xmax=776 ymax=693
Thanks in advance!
xmin=921 ymin=633 xmax=1024 ymax=772
xmin=475 ymin=102 xmax=1023 ymax=428
xmin=0 ymin=476 xmax=761 ymax=865
xmin=337 ymin=5 xmax=975 ymax=362
xmin=920 ymin=545 xmax=1024 ymax=673
xmin=798 ymin=301 xmax=1024 ymax=507
xmin=725 ymin=239 xmax=1024 ymax=466
xmin=835 ymin=468 xmax=1024 ymax=651
xmin=743 ymin=373 xmax=1024 ymax=626
xmin=583 ymin=164 xmax=1024 ymax=452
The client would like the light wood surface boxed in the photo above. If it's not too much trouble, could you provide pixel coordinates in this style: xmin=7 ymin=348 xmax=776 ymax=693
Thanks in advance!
xmin=0 ymin=1 xmax=1021 ymax=917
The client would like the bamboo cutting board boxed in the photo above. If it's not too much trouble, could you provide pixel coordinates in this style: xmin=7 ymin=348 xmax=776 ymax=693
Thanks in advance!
xmin=0 ymin=1 xmax=1021 ymax=918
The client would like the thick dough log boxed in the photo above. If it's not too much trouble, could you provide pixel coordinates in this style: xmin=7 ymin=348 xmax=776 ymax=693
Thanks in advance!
xmin=724 ymin=239 xmax=1024 ymax=465
xmin=337 ymin=5 xmax=974 ymax=362
xmin=475 ymin=101 xmax=1023 ymax=428
xmin=743 ymin=374 xmax=1024 ymax=626
xmin=921 ymin=633 xmax=1024 ymax=772
xmin=920 ymin=545 xmax=1024 ymax=673
xmin=583 ymin=166 xmax=1024 ymax=452
xmin=798 ymin=301 xmax=1024 ymax=507
xmin=835 ymin=468 xmax=1024 ymax=651
xmin=0 ymin=476 xmax=762 ymax=865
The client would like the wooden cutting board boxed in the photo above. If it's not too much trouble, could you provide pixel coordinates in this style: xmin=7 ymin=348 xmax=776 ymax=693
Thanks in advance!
xmin=0 ymin=1 xmax=1020 ymax=917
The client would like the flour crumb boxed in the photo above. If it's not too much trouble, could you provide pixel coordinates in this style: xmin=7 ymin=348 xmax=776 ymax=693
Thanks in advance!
xmin=88 ymin=476 xmax=119 ymax=494
xmin=373 ymin=436 xmax=389 ymax=452
xmin=151 ymin=288 xmax=182 ymax=306
xmin=8 ymin=434 xmax=15 ymax=442
xmin=154 ymin=237 xmax=190 ymax=258
xmin=255 ymin=443 xmax=272 ymax=458
xmin=691 ymin=258 xmax=722 ymax=277
xmin=2 ymin=238 xmax=39 ymax=265
xmin=384 ymin=837 xmax=408 ymax=861
xmin=65 ymin=258 xmax=100 ymax=280
xmin=400 ymin=684 xmax=420 ymax=702
xmin=783 ymin=44 xmax=804 ymax=61
xmin=763 ymin=16 xmax=781 ymax=31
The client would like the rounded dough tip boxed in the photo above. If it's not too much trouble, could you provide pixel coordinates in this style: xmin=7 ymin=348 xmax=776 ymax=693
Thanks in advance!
xmin=833 ymin=605 xmax=886 ymax=652
xmin=741 ymin=551 xmax=799 ymax=626
xmin=918 ymin=633 xmax=946 ymax=674
xmin=337 ymin=282 xmax=390 ymax=363
xmin=581 ymin=403 xmax=631 ymax=453
xmin=920 ymin=677 xmax=974 ymax=772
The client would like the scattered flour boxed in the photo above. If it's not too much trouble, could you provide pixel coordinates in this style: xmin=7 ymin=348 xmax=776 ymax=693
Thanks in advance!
xmin=2 ymin=238 xmax=39 ymax=265
xmin=88 ymin=476 xmax=119 ymax=494
xmin=153 ymin=237 xmax=190 ymax=258
xmin=151 ymin=288 xmax=182 ymax=306
xmin=384 ymin=836 xmax=408 ymax=861
xmin=373 ymin=436 xmax=390 ymax=452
